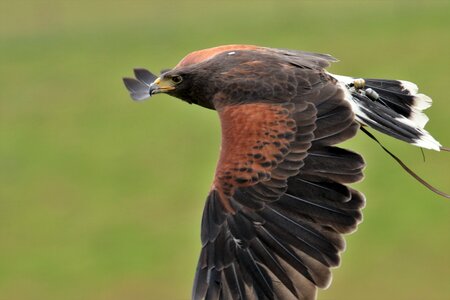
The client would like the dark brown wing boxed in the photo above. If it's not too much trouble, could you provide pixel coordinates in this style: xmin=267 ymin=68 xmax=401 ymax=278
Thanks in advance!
xmin=193 ymin=52 xmax=365 ymax=300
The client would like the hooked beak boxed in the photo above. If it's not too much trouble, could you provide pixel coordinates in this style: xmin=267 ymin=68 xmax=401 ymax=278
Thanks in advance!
xmin=149 ymin=77 xmax=175 ymax=95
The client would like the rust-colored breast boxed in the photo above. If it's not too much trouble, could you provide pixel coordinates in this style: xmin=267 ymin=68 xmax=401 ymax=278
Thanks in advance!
xmin=176 ymin=44 xmax=260 ymax=67
xmin=213 ymin=103 xmax=296 ymax=212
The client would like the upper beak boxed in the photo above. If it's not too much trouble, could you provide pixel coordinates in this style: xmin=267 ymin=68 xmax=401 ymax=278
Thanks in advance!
xmin=149 ymin=77 xmax=175 ymax=95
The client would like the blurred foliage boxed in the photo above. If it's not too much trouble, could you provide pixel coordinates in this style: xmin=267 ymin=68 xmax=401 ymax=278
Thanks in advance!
xmin=0 ymin=1 xmax=449 ymax=299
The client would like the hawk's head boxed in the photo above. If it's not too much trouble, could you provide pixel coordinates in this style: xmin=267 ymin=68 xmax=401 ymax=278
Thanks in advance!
xmin=123 ymin=65 xmax=216 ymax=109
xmin=123 ymin=48 xmax=289 ymax=110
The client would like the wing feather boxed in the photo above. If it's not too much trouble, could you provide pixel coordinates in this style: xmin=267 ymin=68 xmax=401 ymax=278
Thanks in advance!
xmin=193 ymin=51 xmax=364 ymax=300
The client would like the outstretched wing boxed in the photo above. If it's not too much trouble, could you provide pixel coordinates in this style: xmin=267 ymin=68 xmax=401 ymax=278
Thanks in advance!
xmin=192 ymin=51 xmax=365 ymax=300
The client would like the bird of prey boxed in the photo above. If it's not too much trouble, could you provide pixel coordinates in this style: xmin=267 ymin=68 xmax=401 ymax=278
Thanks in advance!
xmin=123 ymin=45 xmax=448 ymax=300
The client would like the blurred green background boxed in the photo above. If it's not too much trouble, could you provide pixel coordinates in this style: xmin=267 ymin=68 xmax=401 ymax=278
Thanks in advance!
xmin=1 ymin=1 xmax=449 ymax=299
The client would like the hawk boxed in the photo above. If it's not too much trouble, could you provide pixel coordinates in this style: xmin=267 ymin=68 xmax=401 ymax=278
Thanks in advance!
xmin=123 ymin=45 xmax=448 ymax=300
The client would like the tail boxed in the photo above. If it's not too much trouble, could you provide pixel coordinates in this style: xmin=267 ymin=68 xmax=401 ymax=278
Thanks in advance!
xmin=329 ymin=73 xmax=449 ymax=198
xmin=328 ymin=73 xmax=442 ymax=151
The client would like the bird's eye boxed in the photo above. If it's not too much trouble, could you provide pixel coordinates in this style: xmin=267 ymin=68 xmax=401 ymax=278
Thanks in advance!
xmin=171 ymin=75 xmax=183 ymax=84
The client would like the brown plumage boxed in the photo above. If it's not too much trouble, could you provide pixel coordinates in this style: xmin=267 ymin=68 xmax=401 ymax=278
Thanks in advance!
xmin=214 ymin=103 xmax=297 ymax=213
xmin=123 ymin=44 xmax=446 ymax=300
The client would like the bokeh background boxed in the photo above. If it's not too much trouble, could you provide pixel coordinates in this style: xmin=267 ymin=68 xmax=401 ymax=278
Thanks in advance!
xmin=1 ymin=1 xmax=449 ymax=299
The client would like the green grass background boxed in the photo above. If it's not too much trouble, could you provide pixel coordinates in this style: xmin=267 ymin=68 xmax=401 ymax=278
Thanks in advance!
xmin=1 ymin=1 xmax=449 ymax=299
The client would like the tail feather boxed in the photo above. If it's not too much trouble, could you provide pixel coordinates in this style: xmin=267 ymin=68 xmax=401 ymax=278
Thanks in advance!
xmin=364 ymin=78 xmax=431 ymax=128
xmin=328 ymin=73 xmax=442 ymax=151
